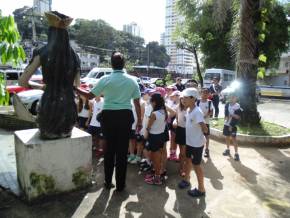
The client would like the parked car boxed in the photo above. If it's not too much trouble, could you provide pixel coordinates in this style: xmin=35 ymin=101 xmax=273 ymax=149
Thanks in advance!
xmin=3 ymin=69 xmax=23 ymax=86
xmin=17 ymin=89 xmax=44 ymax=115
xmin=181 ymin=79 xmax=199 ymax=88
xmin=140 ymin=76 xmax=151 ymax=84
xmin=220 ymin=80 xmax=261 ymax=103
xmin=6 ymin=68 xmax=43 ymax=104
xmin=80 ymin=68 xmax=113 ymax=89
xmin=204 ymin=68 xmax=236 ymax=89
xmin=29 ymin=68 xmax=43 ymax=84
xmin=150 ymin=78 xmax=165 ymax=87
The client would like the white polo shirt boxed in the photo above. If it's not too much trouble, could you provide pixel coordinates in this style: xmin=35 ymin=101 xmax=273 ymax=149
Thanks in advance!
xmin=198 ymin=100 xmax=214 ymax=124
xmin=186 ymin=106 xmax=206 ymax=148
xmin=89 ymin=98 xmax=104 ymax=127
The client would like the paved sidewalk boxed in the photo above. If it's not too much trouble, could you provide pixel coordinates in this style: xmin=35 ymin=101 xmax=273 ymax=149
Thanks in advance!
xmin=0 ymin=130 xmax=20 ymax=195
xmin=0 ymin=129 xmax=290 ymax=218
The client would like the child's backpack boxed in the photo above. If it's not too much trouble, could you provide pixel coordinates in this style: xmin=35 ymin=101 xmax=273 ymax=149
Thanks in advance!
xmin=197 ymin=100 xmax=213 ymax=117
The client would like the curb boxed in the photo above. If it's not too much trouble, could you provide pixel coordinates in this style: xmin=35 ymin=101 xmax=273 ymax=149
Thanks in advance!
xmin=210 ymin=127 xmax=290 ymax=146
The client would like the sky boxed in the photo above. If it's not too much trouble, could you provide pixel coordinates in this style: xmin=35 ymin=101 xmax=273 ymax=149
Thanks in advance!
xmin=0 ymin=0 xmax=166 ymax=43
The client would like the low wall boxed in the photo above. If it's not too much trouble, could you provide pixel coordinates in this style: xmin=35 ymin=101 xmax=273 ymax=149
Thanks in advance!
xmin=210 ymin=127 xmax=290 ymax=146
xmin=0 ymin=113 xmax=36 ymax=131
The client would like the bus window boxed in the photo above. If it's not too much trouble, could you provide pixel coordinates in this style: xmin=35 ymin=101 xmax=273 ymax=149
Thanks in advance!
xmin=204 ymin=73 xmax=220 ymax=81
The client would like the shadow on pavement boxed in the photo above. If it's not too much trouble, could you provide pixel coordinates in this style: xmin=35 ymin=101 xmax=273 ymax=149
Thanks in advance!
xmin=253 ymin=146 xmax=290 ymax=183
xmin=203 ymin=158 xmax=224 ymax=190
xmin=228 ymin=158 xmax=258 ymax=185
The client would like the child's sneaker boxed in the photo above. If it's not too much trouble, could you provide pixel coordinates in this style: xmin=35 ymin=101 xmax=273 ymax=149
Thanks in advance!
xmin=161 ymin=170 xmax=168 ymax=181
xmin=223 ymin=149 xmax=230 ymax=156
xmin=145 ymin=175 xmax=162 ymax=185
xmin=139 ymin=159 xmax=147 ymax=167
xmin=178 ymin=180 xmax=190 ymax=189
xmin=131 ymin=156 xmax=141 ymax=164
xmin=144 ymin=172 xmax=154 ymax=181
xmin=234 ymin=153 xmax=240 ymax=161
xmin=204 ymin=149 xmax=210 ymax=158
xmin=140 ymin=163 xmax=152 ymax=172
xmin=187 ymin=188 xmax=206 ymax=198
xmin=127 ymin=155 xmax=135 ymax=163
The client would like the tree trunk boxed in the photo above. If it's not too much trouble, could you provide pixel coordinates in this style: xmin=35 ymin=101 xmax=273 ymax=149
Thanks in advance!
xmin=238 ymin=0 xmax=261 ymax=126
xmin=193 ymin=47 xmax=203 ymax=87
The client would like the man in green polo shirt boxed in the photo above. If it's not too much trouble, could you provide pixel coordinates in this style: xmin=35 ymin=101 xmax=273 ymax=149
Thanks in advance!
xmin=76 ymin=52 xmax=141 ymax=192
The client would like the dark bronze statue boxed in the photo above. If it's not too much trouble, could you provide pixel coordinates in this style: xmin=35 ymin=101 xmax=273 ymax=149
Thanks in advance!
xmin=19 ymin=11 xmax=80 ymax=139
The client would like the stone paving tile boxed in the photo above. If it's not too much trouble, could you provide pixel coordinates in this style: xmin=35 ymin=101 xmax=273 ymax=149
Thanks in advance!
xmin=0 ymin=133 xmax=21 ymax=196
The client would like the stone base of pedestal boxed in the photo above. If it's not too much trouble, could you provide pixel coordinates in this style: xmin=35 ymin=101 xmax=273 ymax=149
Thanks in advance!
xmin=14 ymin=128 xmax=92 ymax=202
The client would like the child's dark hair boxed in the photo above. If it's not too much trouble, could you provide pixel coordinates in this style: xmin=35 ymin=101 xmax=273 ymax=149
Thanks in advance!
xmin=78 ymin=97 xmax=89 ymax=113
xmin=179 ymin=97 xmax=185 ymax=111
xmin=201 ymin=87 xmax=210 ymax=93
xmin=150 ymin=93 xmax=168 ymax=121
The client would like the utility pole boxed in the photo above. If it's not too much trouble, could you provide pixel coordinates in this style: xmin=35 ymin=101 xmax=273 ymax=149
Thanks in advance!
xmin=147 ymin=44 xmax=150 ymax=77
xmin=31 ymin=7 xmax=37 ymax=43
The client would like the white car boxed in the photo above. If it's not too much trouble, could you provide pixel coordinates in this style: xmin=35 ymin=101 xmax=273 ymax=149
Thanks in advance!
xmin=80 ymin=68 xmax=113 ymax=88
xmin=17 ymin=89 xmax=44 ymax=115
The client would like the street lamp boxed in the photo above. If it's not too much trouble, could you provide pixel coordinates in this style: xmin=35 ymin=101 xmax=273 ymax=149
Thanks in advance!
xmin=147 ymin=45 xmax=150 ymax=77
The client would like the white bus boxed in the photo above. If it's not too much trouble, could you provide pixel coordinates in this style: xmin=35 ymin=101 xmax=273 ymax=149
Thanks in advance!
xmin=204 ymin=68 xmax=236 ymax=88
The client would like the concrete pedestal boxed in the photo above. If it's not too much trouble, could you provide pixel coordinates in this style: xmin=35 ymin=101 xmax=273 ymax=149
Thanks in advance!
xmin=14 ymin=128 xmax=92 ymax=202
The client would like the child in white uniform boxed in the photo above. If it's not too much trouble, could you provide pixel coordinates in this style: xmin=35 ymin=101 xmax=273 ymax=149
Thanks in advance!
xmin=174 ymin=96 xmax=187 ymax=177
xmin=87 ymin=96 xmax=104 ymax=156
xmin=197 ymin=88 xmax=213 ymax=158
xmin=144 ymin=93 xmax=167 ymax=185
xmin=178 ymin=88 xmax=208 ymax=198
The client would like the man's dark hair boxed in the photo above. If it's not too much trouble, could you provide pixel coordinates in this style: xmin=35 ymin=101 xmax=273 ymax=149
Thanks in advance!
xmin=111 ymin=51 xmax=125 ymax=70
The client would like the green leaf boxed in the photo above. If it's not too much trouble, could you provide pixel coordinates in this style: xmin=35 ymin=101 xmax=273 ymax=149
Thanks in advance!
xmin=19 ymin=47 xmax=26 ymax=61
xmin=259 ymin=54 xmax=267 ymax=63
xmin=6 ymin=45 xmax=13 ymax=61
xmin=259 ymin=33 xmax=266 ymax=42
xmin=257 ymin=67 xmax=265 ymax=79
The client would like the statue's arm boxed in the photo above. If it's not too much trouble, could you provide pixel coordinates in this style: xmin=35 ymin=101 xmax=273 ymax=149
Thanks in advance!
xmin=18 ymin=56 xmax=44 ymax=89
xmin=74 ymin=70 xmax=81 ymax=87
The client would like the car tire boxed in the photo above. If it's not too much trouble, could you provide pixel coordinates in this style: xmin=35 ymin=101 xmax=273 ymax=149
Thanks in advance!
xmin=30 ymin=100 xmax=39 ymax=115
xmin=9 ymin=93 xmax=14 ymax=105
xmin=256 ymin=94 xmax=261 ymax=102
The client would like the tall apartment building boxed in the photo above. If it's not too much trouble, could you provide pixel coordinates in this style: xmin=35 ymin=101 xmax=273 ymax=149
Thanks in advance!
xmin=160 ymin=32 xmax=165 ymax=46
xmin=164 ymin=0 xmax=195 ymax=75
xmin=33 ymin=0 xmax=52 ymax=15
xmin=123 ymin=22 xmax=142 ymax=37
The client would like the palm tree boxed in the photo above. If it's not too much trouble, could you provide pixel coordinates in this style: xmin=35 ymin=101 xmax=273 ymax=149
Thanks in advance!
xmin=236 ymin=0 xmax=261 ymax=126
xmin=177 ymin=0 xmax=262 ymax=126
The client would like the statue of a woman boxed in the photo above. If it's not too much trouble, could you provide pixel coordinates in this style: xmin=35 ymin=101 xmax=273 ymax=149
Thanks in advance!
xmin=19 ymin=11 xmax=80 ymax=139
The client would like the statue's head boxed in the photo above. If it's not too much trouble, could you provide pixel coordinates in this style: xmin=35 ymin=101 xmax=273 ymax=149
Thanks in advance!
xmin=40 ymin=11 xmax=80 ymax=82
xmin=45 ymin=11 xmax=73 ymax=29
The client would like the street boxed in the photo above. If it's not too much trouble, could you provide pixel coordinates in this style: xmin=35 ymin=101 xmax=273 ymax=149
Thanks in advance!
xmin=218 ymin=98 xmax=290 ymax=128
xmin=258 ymin=99 xmax=290 ymax=128
xmin=0 ymin=99 xmax=290 ymax=218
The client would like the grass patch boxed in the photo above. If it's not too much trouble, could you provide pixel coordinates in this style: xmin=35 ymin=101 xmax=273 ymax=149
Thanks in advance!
xmin=210 ymin=119 xmax=290 ymax=136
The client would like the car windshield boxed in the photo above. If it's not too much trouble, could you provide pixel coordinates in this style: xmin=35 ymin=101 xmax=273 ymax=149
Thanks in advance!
xmin=34 ymin=68 xmax=42 ymax=75
xmin=86 ymin=71 xmax=98 ymax=79
xmin=204 ymin=73 xmax=221 ymax=81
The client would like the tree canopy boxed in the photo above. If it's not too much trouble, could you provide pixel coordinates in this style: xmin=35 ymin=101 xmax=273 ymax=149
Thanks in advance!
xmin=11 ymin=7 xmax=170 ymax=68
xmin=176 ymin=0 xmax=289 ymax=71
xmin=13 ymin=6 xmax=47 ymax=41
xmin=0 ymin=11 xmax=26 ymax=105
